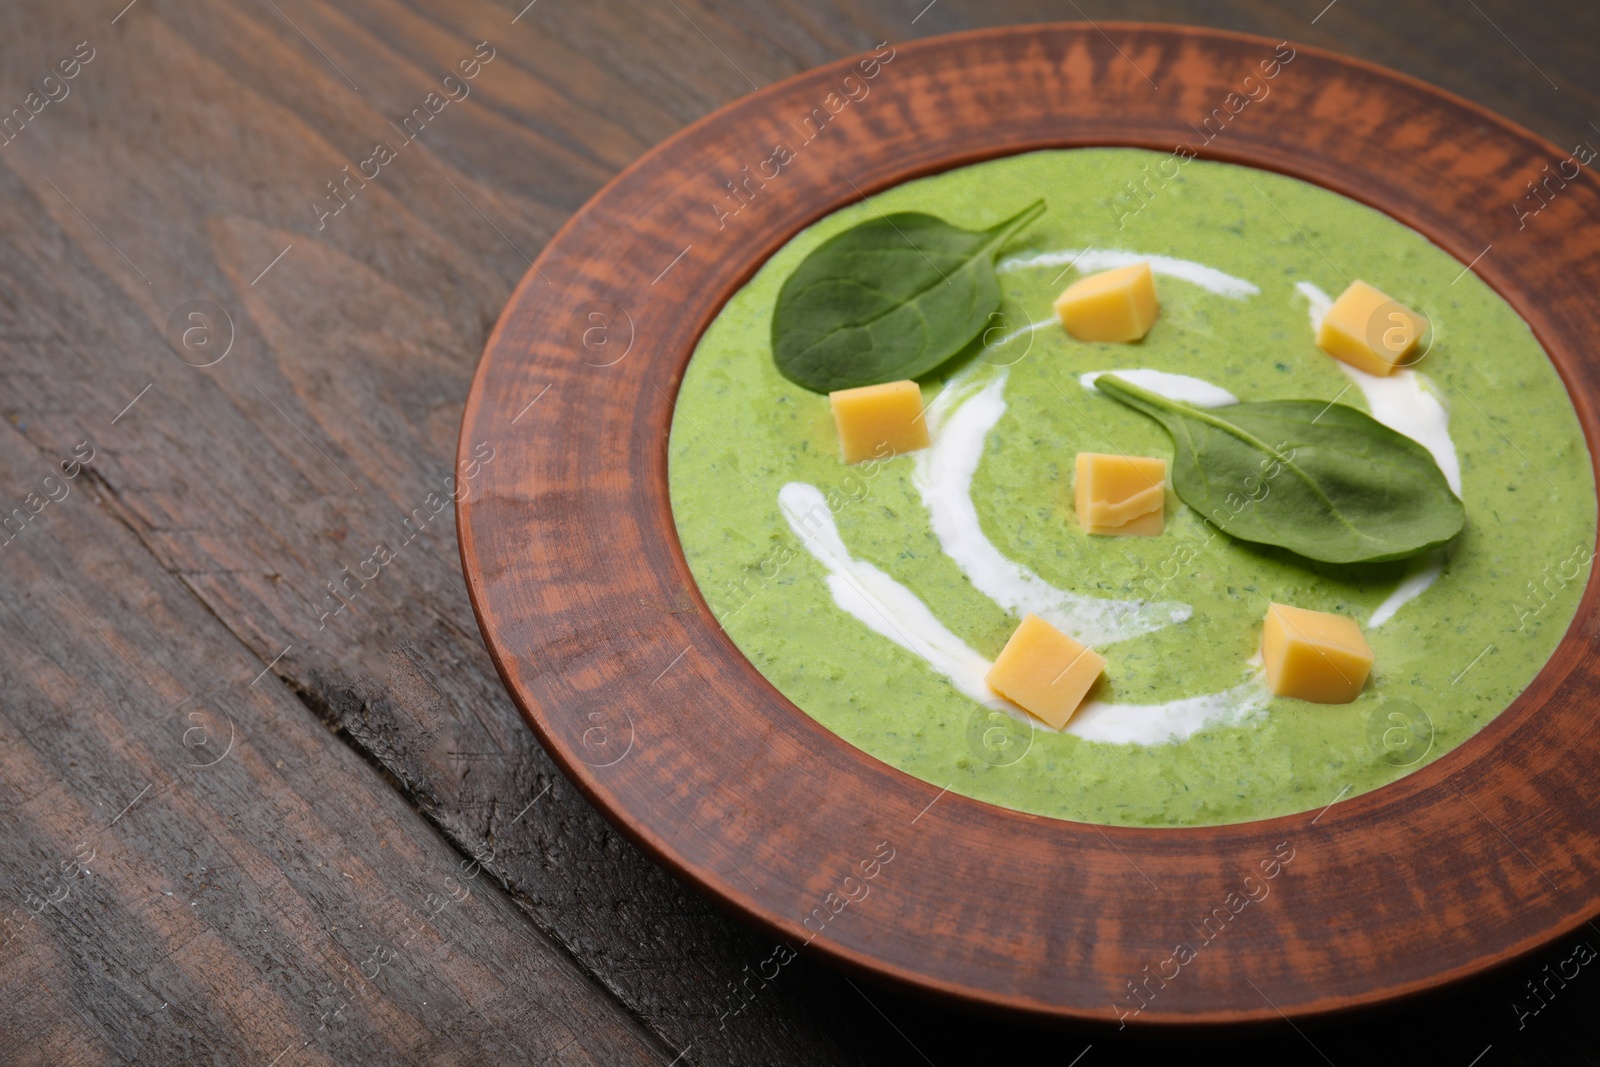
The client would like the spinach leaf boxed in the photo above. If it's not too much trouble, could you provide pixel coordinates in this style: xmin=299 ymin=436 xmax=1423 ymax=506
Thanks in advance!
xmin=1093 ymin=375 xmax=1464 ymax=564
xmin=771 ymin=200 xmax=1046 ymax=393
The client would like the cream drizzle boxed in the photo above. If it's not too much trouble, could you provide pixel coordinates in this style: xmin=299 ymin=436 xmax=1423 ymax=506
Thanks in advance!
xmin=1367 ymin=554 xmax=1445 ymax=628
xmin=911 ymin=372 xmax=1190 ymax=648
xmin=778 ymin=481 xmax=1265 ymax=745
xmin=778 ymin=482 xmax=998 ymax=707
xmin=999 ymin=249 xmax=1261 ymax=300
xmin=1067 ymin=679 xmax=1270 ymax=744
xmin=1077 ymin=369 xmax=1238 ymax=408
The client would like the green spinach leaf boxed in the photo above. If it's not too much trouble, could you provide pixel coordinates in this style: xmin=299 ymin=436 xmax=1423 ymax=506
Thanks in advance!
xmin=771 ymin=200 xmax=1046 ymax=393
xmin=1094 ymin=375 xmax=1464 ymax=564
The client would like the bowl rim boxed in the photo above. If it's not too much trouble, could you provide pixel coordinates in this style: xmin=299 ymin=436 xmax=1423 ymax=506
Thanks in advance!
xmin=457 ymin=21 xmax=1600 ymax=1027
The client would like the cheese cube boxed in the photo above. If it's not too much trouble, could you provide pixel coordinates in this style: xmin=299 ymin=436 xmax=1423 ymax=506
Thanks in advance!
xmin=1316 ymin=280 xmax=1428 ymax=376
xmin=1261 ymin=602 xmax=1374 ymax=704
xmin=1054 ymin=262 xmax=1159 ymax=343
xmin=985 ymin=613 xmax=1106 ymax=729
xmin=1074 ymin=453 xmax=1166 ymax=536
xmin=827 ymin=380 xmax=930 ymax=464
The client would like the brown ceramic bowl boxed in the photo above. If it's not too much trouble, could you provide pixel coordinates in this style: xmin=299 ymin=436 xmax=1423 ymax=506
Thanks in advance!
xmin=456 ymin=23 xmax=1600 ymax=1026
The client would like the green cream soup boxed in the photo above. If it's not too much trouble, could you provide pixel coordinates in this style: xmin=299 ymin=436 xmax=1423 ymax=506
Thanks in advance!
xmin=666 ymin=148 xmax=1595 ymax=827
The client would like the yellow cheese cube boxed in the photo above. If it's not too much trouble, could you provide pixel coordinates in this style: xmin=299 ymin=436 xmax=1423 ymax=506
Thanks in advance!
xmin=1261 ymin=602 xmax=1374 ymax=704
xmin=1053 ymin=262 xmax=1159 ymax=343
xmin=1074 ymin=453 xmax=1166 ymax=536
xmin=1316 ymin=280 xmax=1429 ymax=376
xmin=827 ymin=380 xmax=930 ymax=464
xmin=985 ymin=613 xmax=1106 ymax=729
xmin=1095 ymin=509 xmax=1164 ymax=538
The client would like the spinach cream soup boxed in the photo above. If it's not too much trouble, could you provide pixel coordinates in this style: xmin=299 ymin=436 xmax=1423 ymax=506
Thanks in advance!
xmin=666 ymin=148 xmax=1595 ymax=828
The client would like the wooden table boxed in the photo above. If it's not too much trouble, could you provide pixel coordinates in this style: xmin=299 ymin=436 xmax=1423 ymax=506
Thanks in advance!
xmin=1 ymin=1 xmax=1594 ymax=1063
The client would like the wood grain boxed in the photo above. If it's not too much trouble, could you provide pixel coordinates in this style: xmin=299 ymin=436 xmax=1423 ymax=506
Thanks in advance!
xmin=0 ymin=0 xmax=1597 ymax=1061
xmin=0 ymin=417 xmax=665 ymax=1062
xmin=462 ymin=21 xmax=1600 ymax=1026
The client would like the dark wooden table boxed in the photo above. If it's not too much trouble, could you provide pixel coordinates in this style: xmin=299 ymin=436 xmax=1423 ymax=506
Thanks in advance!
xmin=1 ymin=1 xmax=1595 ymax=1063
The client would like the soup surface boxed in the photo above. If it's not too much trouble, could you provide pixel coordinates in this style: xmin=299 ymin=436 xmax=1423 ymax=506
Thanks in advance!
xmin=667 ymin=148 xmax=1595 ymax=827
